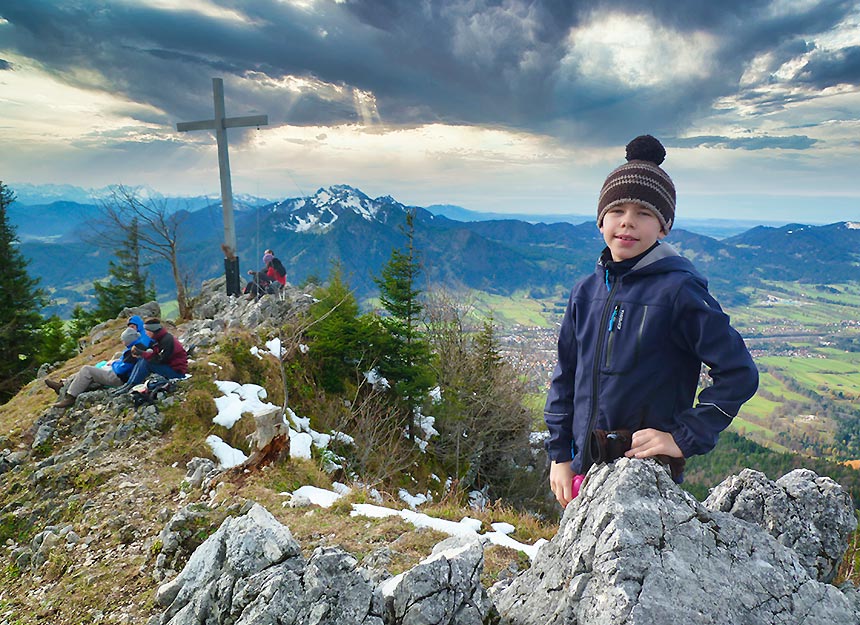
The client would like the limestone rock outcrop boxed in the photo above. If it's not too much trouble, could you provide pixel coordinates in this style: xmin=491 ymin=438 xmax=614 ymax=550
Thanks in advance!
xmin=705 ymin=467 xmax=857 ymax=584
xmin=149 ymin=504 xmax=489 ymax=625
xmin=492 ymin=458 xmax=859 ymax=625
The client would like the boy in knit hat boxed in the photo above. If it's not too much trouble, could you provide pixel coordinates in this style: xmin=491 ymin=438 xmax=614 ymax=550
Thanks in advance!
xmin=544 ymin=135 xmax=759 ymax=507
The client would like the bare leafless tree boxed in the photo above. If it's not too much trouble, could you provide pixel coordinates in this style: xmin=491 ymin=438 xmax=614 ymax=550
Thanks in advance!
xmin=92 ymin=185 xmax=191 ymax=318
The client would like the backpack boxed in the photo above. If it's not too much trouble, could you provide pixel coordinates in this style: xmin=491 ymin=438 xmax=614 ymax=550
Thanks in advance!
xmin=270 ymin=257 xmax=286 ymax=279
xmin=131 ymin=374 xmax=177 ymax=407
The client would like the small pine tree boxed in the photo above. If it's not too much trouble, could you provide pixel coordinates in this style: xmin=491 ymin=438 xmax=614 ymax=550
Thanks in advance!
xmin=373 ymin=210 xmax=433 ymax=439
xmin=36 ymin=315 xmax=77 ymax=364
xmin=0 ymin=181 xmax=46 ymax=402
xmin=91 ymin=218 xmax=155 ymax=321
xmin=306 ymin=266 xmax=380 ymax=393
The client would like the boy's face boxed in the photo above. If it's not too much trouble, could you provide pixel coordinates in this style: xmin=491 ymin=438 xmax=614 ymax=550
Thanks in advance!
xmin=599 ymin=202 xmax=666 ymax=261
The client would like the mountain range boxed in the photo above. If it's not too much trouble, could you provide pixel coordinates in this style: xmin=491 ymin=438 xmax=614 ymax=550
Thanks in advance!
xmin=9 ymin=184 xmax=860 ymax=317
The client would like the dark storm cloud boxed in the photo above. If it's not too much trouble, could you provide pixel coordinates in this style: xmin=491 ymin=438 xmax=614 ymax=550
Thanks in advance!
xmin=0 ymin=0 xmax=856 ymax=145
xmin=797 ymin=45 xmax=860 ymax=87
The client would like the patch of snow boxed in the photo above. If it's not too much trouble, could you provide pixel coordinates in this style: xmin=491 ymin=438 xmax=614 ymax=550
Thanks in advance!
xmin=847 ymin=222 xmax=860 ymax=230
xmin=364 ymin=369 xmax=390 ymax=390
xmin=331 ymin=482 xmax=352 ymax=496
xmin=491 ymin=522 xmax=515 ymax=535
xmin=429 ymin=386 xmax=442 ymax=403
xmin=351 ymin=502 xmax=550 ymax=560
xmin=214 ymin=380 xmax=241 ymax=395
xmin=299 ymin=343 xmax=309 ymax=354
xmin=206 ymin=435 xmax=248 ymax=468
xmin=265 ymin=338 xmax=282 ymax=359
xmin=399 ymin=489 xmax=430 ymax=509
xmin=415 ymin=411 xmax=438 ymax=439
xmin=292 ymin=485 xmax=342 ymax=508
xmin=212 ymin=381 xmax=277 ymax=428
xmin=331 ymin=431 xmax=354 ymax=445
xmin=310 ymin=430 xmax=332 ymax=449
xmin=287 ymin=408 xmax=311 ymax=432
xmin=290 ymin=431 xmax=313 ymax=459
xmin=213 ymin=394 xmax=245 ymax=428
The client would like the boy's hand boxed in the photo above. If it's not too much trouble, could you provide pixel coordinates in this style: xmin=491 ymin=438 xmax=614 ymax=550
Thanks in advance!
xmin=549 ymin=460 xmax=575 ymax=507
xmin=625 ymin=429 xmax=683 ymax=459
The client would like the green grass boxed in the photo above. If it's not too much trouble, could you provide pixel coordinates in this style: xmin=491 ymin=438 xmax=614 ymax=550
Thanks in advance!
xmin=470 ymin=291 xmax=555 ymax=327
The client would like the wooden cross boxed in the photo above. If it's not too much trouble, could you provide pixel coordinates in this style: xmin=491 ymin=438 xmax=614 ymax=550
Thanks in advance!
xmin=177 ymin=77 xmax=268 ymax=296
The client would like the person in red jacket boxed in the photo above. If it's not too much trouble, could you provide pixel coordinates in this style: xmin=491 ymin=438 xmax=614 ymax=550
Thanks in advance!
xmin=244 ymin=250 xmax=286 ymax=299
xmin=112 ymin=318 xmax=188 ymax=393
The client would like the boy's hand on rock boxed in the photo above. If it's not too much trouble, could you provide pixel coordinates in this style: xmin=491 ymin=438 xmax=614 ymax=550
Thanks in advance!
xmin=625 ymin=429 xmax=683 ymax=459
xmin=549 ymin=460 xmax=575 ymax=507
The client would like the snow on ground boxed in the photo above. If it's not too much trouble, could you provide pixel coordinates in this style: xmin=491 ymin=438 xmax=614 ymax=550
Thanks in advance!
xmin=208 ymin=342 xmax=547 ymax=560
xmin=206 ymin=435 xmax=248 ymax=468
xmin=282 ymin=485 xmax=546 ymax=560
xmin=212 ymin=381 xmax=279 ymax=428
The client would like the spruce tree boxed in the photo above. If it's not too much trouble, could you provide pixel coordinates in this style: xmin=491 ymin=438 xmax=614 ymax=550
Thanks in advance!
xmin=374 ymin=210 xmax=433 ymax=439
xmin=306 ymin=266 xmax=379 ymax=393
xmin=0 ymin=181 xmax=46 ymax=402
xmin=91 ymin=217 xmax=155 ymax=320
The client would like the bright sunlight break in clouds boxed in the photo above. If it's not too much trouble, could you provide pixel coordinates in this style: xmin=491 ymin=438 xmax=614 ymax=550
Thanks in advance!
xmin=1 ymin=0 xmax=860 ymax=222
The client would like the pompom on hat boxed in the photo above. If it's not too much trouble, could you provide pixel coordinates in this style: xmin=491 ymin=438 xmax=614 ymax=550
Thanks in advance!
xmin=597 ymin=135 xmax=676 ymax=233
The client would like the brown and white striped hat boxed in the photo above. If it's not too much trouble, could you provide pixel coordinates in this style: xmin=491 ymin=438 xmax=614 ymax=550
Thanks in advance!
xmin=597 ymin=135 xmax=676 ymax=233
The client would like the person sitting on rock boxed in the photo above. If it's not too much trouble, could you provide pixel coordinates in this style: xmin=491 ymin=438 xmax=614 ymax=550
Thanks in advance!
xmin=128 ymin=314 xmax=155 ymax=348
xmin=47 ymin=326 xmax=147 ymax=409
xmin=244 ymin=250 xmax=286 ymax=299
xmin=113 ymin=318 xmax=188 ymax=393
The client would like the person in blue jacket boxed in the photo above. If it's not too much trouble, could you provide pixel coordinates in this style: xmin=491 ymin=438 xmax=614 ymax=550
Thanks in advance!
xmin=544 ymin=135 xmax=759 ymax=507
xmin=128 ymin=314 xmax=155 ymax=348
xmin=47 ymin=326 xmax=148 ymax=409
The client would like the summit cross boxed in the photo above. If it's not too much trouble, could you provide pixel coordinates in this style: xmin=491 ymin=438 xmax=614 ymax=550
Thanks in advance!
xmin=177 ymin=77 xmax=268 ymax=296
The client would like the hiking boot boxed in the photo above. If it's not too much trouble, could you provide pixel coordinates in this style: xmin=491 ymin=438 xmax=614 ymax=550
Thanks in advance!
xmin=44 ymin=378 xmax=63 ymax=394
xmin=52 ymin=395 xmax=76 ymax=409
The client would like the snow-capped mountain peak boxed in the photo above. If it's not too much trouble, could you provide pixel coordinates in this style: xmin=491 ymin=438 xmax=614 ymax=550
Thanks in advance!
xmin=272 ymin=185 xmax=405 ymax=233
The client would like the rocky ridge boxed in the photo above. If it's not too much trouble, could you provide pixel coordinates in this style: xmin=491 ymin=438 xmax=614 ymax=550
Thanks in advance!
xmin=1 ymin=282 xmax=858 ymax=625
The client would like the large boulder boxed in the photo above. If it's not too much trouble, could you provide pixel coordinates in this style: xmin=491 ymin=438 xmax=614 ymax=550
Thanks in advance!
xmin=705 ymin=467 xmax=857 ymax=583
xmin=492 ymin=458 xmax=859 ymax=625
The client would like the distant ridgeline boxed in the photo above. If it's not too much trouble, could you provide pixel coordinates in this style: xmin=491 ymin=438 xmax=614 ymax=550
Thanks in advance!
xmin=10 ymin=184 xmax=860 ymax=317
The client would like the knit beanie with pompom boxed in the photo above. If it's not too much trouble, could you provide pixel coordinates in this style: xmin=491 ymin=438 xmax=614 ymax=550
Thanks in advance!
xmin=597 ymin=135 xmax=676 ymax=233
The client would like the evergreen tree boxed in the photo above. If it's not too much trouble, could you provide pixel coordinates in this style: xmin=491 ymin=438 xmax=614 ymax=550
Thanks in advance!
xmin=373 ymin=210 xmax=433 ymax=439
xmin=306 ymin=266 xmax=382 ymax=393
xmin=36 ymin=315 xmax=77 ymax=364
xmin=0 ymin=181 xmax=46 ymax=402
xmin=91 ymin=217 xmax=155 ymax=320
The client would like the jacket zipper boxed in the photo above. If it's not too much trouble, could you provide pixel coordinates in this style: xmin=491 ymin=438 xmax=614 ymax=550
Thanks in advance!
xmin=604 ymin=303 xmax=621 ymax=368
xmin=582 ymin=275 xmax=620 ymax=470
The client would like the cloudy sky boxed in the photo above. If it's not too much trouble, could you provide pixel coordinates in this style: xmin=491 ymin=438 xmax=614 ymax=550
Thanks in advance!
xmin=1 ymin=0 xmax=859 ymax=222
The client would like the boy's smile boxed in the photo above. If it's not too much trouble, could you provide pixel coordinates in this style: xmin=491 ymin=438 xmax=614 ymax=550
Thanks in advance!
xmin=599 ymin=202 xmax=666 ymax=261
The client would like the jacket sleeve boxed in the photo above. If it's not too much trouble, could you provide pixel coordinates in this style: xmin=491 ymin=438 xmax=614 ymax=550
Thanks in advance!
xmin=151 ymin=333 xmax=176 ymax=365
xmin=669 ymin=278 xmax=759 ymax=457
xmin=544 ymin=291 xmax=578 ymax=462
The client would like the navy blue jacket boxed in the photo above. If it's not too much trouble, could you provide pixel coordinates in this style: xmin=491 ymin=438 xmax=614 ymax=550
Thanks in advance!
xmin=544 ymin=243 xmax=758 ymax=476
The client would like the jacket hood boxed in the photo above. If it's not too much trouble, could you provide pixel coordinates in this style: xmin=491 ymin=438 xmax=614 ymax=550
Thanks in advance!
xmin=600 ymin=242 xmax=707 ymax=286
xmin=128 ymin=315 xmax=146 ymax=334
